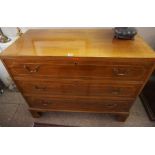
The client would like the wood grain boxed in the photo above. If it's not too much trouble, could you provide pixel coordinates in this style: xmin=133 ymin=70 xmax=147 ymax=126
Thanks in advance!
xmin=15 ymin=79 xmax=141 ymax=99
xmin=3 ymin=57 xmax=153 ymax=82
xmin=1 ymin=28 xmax=155 ymax=122
xmin=26 ymin=96 xmax=132 ymax=113
xmin=1 ymin=29 xmax=155 ymax=58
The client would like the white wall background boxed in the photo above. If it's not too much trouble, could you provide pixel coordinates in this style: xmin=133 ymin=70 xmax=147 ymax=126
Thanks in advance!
xmin=0 ymin=27 xmax=155 ymax=87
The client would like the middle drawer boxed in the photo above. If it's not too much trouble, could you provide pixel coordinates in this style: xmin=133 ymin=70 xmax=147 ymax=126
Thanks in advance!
xmin=15 ymin=79 xmax=141 ymax=99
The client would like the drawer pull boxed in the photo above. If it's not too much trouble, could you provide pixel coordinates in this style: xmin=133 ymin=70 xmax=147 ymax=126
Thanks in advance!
xmin=113 ymin=68 xmax=129 ymax=76
xmin=34 ymin=86 xmax=46 ymax=90
xmin=24 ymin=65 xmax=40 ymax=73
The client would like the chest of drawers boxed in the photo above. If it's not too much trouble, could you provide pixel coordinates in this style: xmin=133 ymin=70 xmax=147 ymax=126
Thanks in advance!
xmin=1 ymin=29 xmax=155 ymax=121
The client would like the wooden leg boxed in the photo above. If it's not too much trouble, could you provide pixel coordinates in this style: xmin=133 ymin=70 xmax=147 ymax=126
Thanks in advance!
xmin=115 ymin=113 xmax=129 ymax=122
xmin=29 ymin=110 xmax=42 ymax=118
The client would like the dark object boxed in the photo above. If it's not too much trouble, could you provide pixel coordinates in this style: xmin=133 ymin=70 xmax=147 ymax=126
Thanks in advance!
xmin=0 ymin=28 xmax=11 ymax=43
xmin=0 ymin=79 xmax=5 ymax=95
xmin=16 ymin=27 xmax=23 ymax=37
xmin=140 ymin=70 xmax=155 ymax=121
xmin=33 ymin=122 xmax=75 ymax=127
xmin=114 ymin=27 xmax=137 ymax=40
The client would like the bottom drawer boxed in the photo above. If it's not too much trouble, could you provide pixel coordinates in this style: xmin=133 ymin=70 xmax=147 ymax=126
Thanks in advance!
xmin=25 ymin=96 xmax=133 ymax=112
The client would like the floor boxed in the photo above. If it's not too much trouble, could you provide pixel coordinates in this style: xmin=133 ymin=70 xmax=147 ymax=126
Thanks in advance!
xmin=0 ymin=89 xmax=155 ymax=127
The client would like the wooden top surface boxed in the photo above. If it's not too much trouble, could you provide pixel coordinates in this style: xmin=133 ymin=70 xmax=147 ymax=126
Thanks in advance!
xmin=1 ymin=28 xmax=155 ymax=58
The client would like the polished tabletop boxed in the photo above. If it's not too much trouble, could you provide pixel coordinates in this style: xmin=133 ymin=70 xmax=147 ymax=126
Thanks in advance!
xmin=1 ymin=28 xmax=155 ymax=58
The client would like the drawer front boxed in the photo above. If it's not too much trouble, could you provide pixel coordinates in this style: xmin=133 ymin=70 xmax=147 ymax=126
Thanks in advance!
xmin=4 ymin=58 xmax=152 ymax=81
xmin=15 ymin=80 xmax=141 ymax=98
xmin=26 ymin=96 xmax=132 ymax=112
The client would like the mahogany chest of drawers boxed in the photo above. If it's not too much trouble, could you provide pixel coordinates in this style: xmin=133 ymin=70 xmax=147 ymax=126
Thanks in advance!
xmin=1 ymin=29 xmax=155 ymax=121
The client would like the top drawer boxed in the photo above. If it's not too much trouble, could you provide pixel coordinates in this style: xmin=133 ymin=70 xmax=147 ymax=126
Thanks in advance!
xmin=3 ymin=58 xmax=153 ymax=81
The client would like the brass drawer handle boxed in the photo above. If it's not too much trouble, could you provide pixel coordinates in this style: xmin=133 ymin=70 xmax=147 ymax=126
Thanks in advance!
xmin=34 ymin=86 xmax=46 ymax=90
xmin=24 ymin=65 xmax=40 ymax=73
xmin=113 ymin=68 xmax=129 ymax=76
